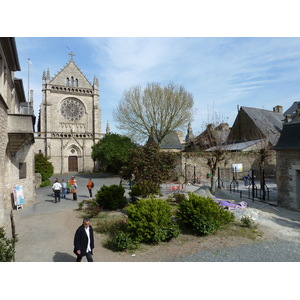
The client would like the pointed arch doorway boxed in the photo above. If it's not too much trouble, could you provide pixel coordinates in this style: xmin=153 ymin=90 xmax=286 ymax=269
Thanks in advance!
xmin=68 ymin=156 xmax=78 ymax=172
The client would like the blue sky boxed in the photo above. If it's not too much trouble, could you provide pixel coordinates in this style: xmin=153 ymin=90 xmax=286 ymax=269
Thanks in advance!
xmin=15 ymin=37 xmax=300 ymax=136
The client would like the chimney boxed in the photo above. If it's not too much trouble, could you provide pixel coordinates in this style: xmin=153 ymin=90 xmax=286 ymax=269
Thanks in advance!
xmin=273 ymin=105 xmax=283 ymax=114
xmin=284 ymin=114 xmax=292 ymax=123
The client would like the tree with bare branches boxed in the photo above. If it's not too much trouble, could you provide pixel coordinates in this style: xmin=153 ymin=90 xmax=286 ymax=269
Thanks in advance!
xmin=113 ymin=82 xmax=194 ymax=144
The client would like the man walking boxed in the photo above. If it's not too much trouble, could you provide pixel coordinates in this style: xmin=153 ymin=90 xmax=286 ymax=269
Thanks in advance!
xmin=52 ymin=179 xmax=62 ymax=203
xmin=73 ymin=218 xmax=94 ymax=262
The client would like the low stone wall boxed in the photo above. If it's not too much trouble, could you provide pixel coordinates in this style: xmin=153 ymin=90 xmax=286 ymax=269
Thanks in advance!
xmin=177 ymin=151 xmax=276 ymax=183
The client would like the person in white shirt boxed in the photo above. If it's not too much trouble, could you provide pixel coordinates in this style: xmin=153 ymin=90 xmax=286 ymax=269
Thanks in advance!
xmin=52 ymin=179 xmax=62 ymax=203
xmin=73 ymin=218 xmax=94 ymax=262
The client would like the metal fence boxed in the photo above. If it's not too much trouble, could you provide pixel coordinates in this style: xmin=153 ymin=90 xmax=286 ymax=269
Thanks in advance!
xmin=218 ymin=167 xmax=278 ymax=204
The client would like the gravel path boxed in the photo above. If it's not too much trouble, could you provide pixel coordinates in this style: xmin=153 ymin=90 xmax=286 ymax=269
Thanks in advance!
xmin=163 ymin=189 xmax=300 ymax=262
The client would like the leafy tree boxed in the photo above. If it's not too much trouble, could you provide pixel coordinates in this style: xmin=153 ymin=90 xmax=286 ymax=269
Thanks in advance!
xmin=113 ymin=82 xmax=194 ymax=144
xmin=91 ymin=133 xmax=136 ymax=173
xmin=121 ymin=141 xmax=177 ymax=197
xmin=34 ymin=152 xmax=54 ymax=187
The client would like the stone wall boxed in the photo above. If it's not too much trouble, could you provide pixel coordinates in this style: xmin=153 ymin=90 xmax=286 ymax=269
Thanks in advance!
xmin=0 ymin=101 xmax=8 ymax=227
xmin=276 ymin=149 xmax=300 ymax=209
xmin=178 ymin=151 xmax=276 ymax=184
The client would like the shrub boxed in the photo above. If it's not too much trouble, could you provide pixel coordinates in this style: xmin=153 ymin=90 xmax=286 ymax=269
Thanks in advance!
xmin=129 ymin=184 xmax=142 ymax=203
xmin=105 ymin=231 xmax=140 ymax=252
xmin=95 ymin=184 xmax=127 ymax=210
xmin=77 ymin=201 xmax=85 ymax=211
xmin=126 ymin=197 xmax=180 ymax=244
xmin=0 ymin=227 xmax=18 ymax=262
xmin=173 ymin=192 xmax=187 ymax=203
xmin=177 ymin=193 xmax=235 ymax=236
xmin=34 ymin=153 xmax=54 ymax=187
xmin=84 ymin=200 xmax=102 ymax=218
xmin=95 ymin=217 xmax=127 ymax=234
xmin=240 ymin=215 xmax=256 ymax=229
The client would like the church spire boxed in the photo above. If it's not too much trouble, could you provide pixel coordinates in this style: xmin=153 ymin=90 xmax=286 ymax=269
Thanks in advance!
xmin=185 ymin=122 xmax=195 ymax=142
xmin=106 ymin=121 xmax=110 ymax=134
xmin=46 ymin=68 xmax=50 ymax=82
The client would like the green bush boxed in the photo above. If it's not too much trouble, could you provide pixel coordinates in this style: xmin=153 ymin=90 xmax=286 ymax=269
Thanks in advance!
xmin=105 ymin=231 xmax=140 ymax=252
xmin=84 ymin=200 xmax=102 ymax=218
xmin=0 ymin=227 xmax=18 ymax=262
xmin=95 ymin=217 xmax=127 ymax=234
xmin=177 ymin=193 xmax=235 ymax=236
xmin=129 ymin=184 xmax=142 ymax=203
xmin=240 ymin=215 xmax=256 ymax=229
xmin=173 ymin=192 xmax=187 ymax=203
xmin=34 ymin=153 xmax=54 ymax=187
xmin=126 ymin=197 xmax=180 ymax=244
xmin=95 ymin=184 xmax=127 ymax=210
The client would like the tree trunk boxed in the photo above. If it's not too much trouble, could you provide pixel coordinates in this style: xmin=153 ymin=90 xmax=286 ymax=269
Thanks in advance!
xmin=210 ymin=169 xmax=216 ymax=195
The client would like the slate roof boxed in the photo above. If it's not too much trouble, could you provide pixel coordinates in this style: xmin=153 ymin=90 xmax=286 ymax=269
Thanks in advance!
xmin=283 ymin=101 xmax=300 ymax=118
xmin=205 ymin=139 xmax=264 ymax=152
xmin=230 ymin=106 xmax=283 ymax=146
xmin=274 ymin=117 xmax=300 ymax=150
xmin=159 ymin=131 xmax=184 ymax=150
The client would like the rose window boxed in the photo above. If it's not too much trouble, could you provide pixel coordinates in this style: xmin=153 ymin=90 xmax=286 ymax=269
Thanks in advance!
xmin=60 ymin=98 xmax=84 ymax=121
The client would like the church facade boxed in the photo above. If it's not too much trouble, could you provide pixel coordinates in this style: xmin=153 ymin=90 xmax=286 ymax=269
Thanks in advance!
xmin=35 ymin=55 xmax=102 ymax=174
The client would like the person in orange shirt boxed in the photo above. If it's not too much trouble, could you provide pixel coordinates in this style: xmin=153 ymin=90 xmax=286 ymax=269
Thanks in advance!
xmin=70 ymin=176 xmax=75 ymax=187
xmin=87 ymin=179 xmax=94 ymax=198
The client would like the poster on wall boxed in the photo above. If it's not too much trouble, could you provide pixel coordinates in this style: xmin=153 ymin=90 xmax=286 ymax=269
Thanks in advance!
xmin=13 ymin=185 xmax=25 ymax=207
xmin=232 ymin=163 xmax=243 ymax=172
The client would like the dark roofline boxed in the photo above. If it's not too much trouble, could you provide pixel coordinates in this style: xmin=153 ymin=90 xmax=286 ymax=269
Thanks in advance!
xmin=0 ymin=37 xmax=21 ymax=71
xmin=14 ymin=78 xmax=26 ymax=102
xmin=274 ymin=122 xmax=300 ymax=150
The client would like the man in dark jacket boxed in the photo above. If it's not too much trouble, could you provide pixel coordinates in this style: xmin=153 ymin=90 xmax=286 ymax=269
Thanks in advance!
xmin=73 ymin=218 xmax=94 ymax=262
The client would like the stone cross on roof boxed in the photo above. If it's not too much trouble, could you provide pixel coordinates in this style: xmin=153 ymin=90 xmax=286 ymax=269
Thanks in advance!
xmin=69 ymin=51 xmax=75 ymax=61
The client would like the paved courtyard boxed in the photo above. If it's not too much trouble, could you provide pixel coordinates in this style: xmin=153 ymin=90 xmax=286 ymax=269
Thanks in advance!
xmin=13 ymin=173 xmax=300 ymax=262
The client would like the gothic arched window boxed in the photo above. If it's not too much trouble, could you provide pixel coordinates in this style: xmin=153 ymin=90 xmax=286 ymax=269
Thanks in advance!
xmin=71 ymin=76 xmax=74 ymax=86
xmin=75 ymin=78 xmax=78 ymax=87
xmin=66 ymin=77 xmax=69 ymax=86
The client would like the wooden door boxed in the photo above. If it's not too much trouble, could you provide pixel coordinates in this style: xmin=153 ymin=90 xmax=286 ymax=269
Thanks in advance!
xmin=68 ymin=156 xmax=78 ymax=172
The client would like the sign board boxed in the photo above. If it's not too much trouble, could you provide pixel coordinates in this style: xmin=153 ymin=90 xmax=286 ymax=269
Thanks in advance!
xmin=232 ymin=163 xmax=243 ymax=172
xmin=13 ymin=185 xmax=25 ymax=207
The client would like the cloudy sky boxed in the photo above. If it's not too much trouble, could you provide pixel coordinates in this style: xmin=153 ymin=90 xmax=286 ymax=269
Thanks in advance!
xmin=15 ymin=36 xmax=300 ymax=136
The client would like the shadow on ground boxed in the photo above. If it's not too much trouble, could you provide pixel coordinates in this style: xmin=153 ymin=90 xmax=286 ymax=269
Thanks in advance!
xmin=53 ymin=252 xmax=76 ymax=262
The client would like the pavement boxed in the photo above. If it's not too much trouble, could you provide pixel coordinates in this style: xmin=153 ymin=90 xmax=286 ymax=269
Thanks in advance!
xmin=14 ymin=173 xmax=121 ymax=262
xmin=13 ymin=173 xmax=300 ymax=262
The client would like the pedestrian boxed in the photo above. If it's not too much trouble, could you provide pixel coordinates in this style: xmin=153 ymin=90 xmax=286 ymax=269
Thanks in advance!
xmin=52 ymin=179 xmax=62 ymax=203
xmin=61 ymin=179 xmax=67 ymax=198
xmin=70 ymin=176 xmax=75 ymax=187
xmin=71 ymin=182 xmax=78 ymax=201
xmin=86 ymin=178 xmax=94 ymax=198
xmin=73 ymin=217 xmax=94 ymax=262
xmin=66 ymin=180 xmax=71 ymax=194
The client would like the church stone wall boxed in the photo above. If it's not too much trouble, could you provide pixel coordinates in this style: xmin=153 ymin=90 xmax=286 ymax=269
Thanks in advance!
xmin=36 ymin=59 xmax=101 ymax=174
xmin=51 ymin=62 xmax=92 ymax=89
